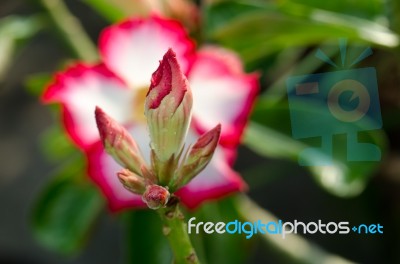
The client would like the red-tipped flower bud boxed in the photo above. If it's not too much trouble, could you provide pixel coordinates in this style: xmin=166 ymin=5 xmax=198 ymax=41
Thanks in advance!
xmin=145 ymin=48 xmax=193 ymax=183
xmin=145 ymin=50 xmax=192 ymax=156
xmin=142 ymin=184 xmax=170 ymax=209
xmin=174 ymin=124 xmax=221 ymax=189
xmin=95 ymin=106 xmax=147 ymax=176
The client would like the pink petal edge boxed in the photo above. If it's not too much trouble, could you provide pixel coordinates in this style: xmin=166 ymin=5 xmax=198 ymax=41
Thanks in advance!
xmin=41 ymin=63 xmax=130 ymax=150
xmin=189 ymin=46 xmax=259 ymax=148
xmin=87 ymin=141 xmax=146 ymax=212
xmin=99 ymin=15 xmax=196 ymax=87
xmin=176 ymin=151 xmax=247 ymax=209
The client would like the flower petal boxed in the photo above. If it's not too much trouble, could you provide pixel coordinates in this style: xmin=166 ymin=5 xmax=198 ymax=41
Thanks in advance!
xmin=87 ymin=141 xmax=145 ymax=212
xmin=99 ymin=15 xmax=195 ymax=88
xmin=42 ymin=63 xmax=133 ymax=150
xmin=176 ymin=146 xmax=246 ymax=209
xmin=87 ymin=124 xmax=151 ymax=211
xmin=188 ymin=46 xmax=259 ymax=147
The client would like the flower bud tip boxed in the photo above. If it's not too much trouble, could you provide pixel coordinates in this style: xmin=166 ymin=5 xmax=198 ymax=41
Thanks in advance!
xmin=192 ymin=124 xmax=221 ymax=153
xmin=117 ymin=169 xmax=145 ymax=194
xmin=146 ymin=48 xmax=189 ymax=111
xmin=95 ymin=106 xmax=111 ymax=146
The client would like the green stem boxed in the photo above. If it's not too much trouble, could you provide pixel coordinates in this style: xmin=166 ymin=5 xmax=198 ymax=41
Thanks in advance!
xmin=157 ymin=198 xmax=199 ymax=264
xmin=38 ymin=0 xmax=98 ymax=62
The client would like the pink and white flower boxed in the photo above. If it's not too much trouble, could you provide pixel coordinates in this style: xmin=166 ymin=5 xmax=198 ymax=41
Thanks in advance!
xmin=42 ymin=16 xmax=258 ymax=211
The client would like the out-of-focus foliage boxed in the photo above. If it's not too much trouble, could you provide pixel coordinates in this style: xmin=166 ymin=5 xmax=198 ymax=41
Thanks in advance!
xmin=82 ymin=0 xmax=125 ymax=22
xmin=205 ymin=1 xmax=398 ymax=64
xmin=198 ymin=0 xmax=394 ymax=197
xmin=32 ymin=154 xmax=103 ymax=254
xmin=286 ymin=0 xmax=384 ymax=19
xmin=0 ymin=15 xmax=43 ymax=80
xmin=246 ymin=100 xmax=386 ymax=197
xmin=124 ymin=210 xmax=172 ymax=264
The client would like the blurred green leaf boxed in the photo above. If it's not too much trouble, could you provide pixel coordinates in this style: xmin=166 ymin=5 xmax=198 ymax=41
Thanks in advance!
xmin=261 ymin=44 xmax=338 ymax=103
xmin=190 ymin=197 xmax=253 ymax=264
xmin=82 ymin=0 xmax=126 ymax=22
xmin=245 ymin=120 xmax=301 ymax=160
xmin=32 ymin=156 xmax=104 ymax=254
xmin=25 ymin=73 xmax=51 ymax=96
xmin=40 ymin=123 xmax=77 ymax=161
xmin=123 ymin=210 xmax=172 ymax=264
xmin=244 ymin=100 xmax=387 ymax=197
xmin=0 ymin=15 xmax=43 ymax=38
xmin=387 ymin=0 xmax=400 ymax=34
xmin=0 ymin=15 xmax=43 ymax=80
xmin=286 ymin=0 xmax=384 ymax=19
xmin=234 ymin=195 xmax=355 ymax=264
xmin=205 ymin=1 xmax=398 ymax=63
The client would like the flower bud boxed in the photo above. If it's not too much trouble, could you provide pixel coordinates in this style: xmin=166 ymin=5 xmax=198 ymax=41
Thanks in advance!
xmin=95 ymin=106 xmax=147 ymax=176
xmin=145 ymin=48 xmax=193 ymax=183
xmin=142 ymin=184 xmax=170 ymax=209
xmin=174 ymin=124 xmax=221 ymax=189
xmin=117 ymin=169 xmax=146 ymax=194
xmin=145 ymin=49 xmax=192 ymax=160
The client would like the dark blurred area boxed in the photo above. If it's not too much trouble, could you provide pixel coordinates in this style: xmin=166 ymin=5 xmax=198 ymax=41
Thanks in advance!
xmin=0 ymin=1 xmax=123 ymax=263
xmin=1 ymin=1 xmax=400 ymax=264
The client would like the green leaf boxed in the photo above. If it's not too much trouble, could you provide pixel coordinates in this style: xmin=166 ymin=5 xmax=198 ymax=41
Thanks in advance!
xmin=82 ymin=0 xmax=127 ymax=22
xmin=39 ymin=123 xmax=77 ymax=161
xmin=32 ymin=156 xmax=104 ymax=255
xmin=0 ymin=15 xmax=43 ymax=38
xmin=388 ymin=0 xmax=400 ymax=34
xmin=286 ymin=0 xmax=384 ymax=19
xmin=260 ymin=44 xmax=338 ymax=104
xmin=25 ymin=73 xmax=51 ymax=96
xmin=205 ymin=1 xmax=398 ymax=63
xmin=123 ymin=210 xmax=172 ymax=264
xmin=243 ymin=100 xmax=387 ymax=197
xmin=0 ymin=15 xmax=43 ymax=80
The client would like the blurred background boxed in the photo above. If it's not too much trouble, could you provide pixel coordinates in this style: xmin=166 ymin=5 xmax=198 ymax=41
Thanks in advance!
xmin=0 ymin=1 xmax=123 ymax=264
xmin=1 ymin=0 xmax=400 ymax=263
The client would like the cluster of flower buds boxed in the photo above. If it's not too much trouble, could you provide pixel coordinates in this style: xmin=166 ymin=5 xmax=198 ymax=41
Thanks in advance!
xmin=95 ymin=49 xmax=221 ymax=210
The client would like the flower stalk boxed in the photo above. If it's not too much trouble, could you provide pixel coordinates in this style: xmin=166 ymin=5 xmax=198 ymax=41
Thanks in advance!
xmin=157 ymin=197 xmax=199 ymax=264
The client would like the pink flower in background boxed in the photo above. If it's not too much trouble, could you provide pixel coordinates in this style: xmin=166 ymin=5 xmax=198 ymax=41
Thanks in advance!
xmin=42 ymin=16 xmax=258 ymax=211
